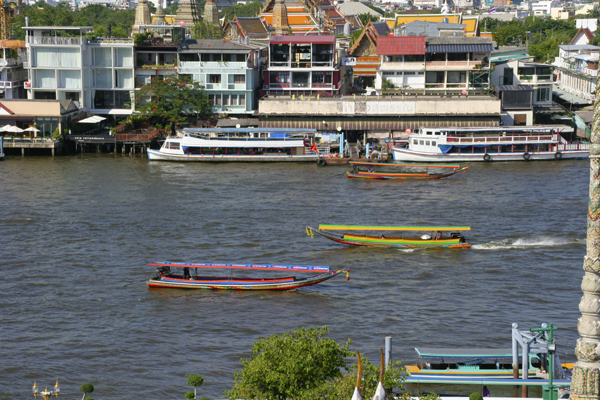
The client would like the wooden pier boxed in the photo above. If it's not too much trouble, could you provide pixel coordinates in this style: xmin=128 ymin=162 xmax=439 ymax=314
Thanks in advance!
xmin=2 ymin=137 xmax=62 ymax=156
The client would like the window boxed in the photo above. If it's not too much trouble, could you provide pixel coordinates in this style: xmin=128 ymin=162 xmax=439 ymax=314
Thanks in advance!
xmin=419 ymin=140 xmax=424 ymax=145
xmin=208 ymin=94 xmax=215 ymax=104
xmin=209 ymin=74 xmax=221 ymax=83
xmin=432 ymin=141 xmax=436 ymax=146
xmin=413 ymin=139 xmax=418 ymax=145
xmin=404 ymin=72 xmax=416 ymax=75
xmin=426 ymin=141 xmax=430 ymax=146
xmin=383 ymin=72 xmax=395 ymax=76
xmin=239 ymin=94 xmax=245 ymax=105
xmin=180 ymin=53 xmax=199 ymax=62
xmin=502 ymin=68 xmax=513 ymax=85
xmin=223 ymin=95 xmax=230 ymax=106
xmin=215 ymin=94 xmax=222 ymax=105
xmin=536 ymin=86 xmax=550 ymax=102
xmin=234 ymin=75 xmax=245 ymax=84
xmin=231 ymin=95 xmax=238 ymax=105
xmin=167 ymin=141 xmax=180 ymax=150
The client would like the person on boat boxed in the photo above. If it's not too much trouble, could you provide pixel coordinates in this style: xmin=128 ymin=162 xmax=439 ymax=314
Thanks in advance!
xmin=434 ymin=231 xmax=442 ymax=240
xmin=421 ymin=234 xmax=432 ymax=240
xmin=183 ymin=267 xmax=191 ymax=280
xmin=482 ymin=386 xmax=490 ymax=397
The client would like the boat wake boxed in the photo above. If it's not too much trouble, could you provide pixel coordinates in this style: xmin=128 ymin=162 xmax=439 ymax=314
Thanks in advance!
xmin=473 ymin=236 xmax=583 ymax=250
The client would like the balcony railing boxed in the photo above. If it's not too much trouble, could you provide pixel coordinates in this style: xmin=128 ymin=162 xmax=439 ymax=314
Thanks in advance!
xmin=269 ymin=83 xmax=333 ymax=89
xmin=424 ymin=60 xmax=482 ymax=69
xmin=446 ymin=134 xmax=555 ymax=144
xmin=29 ymin=37 xmax=82 ymax=45
xmin=178 ymin=61 xmax=248 ymax=69
xmin=556 ymin=60 xmax=598 ymax=77
xmin=269 ymin=61 xmax=334 ymax=68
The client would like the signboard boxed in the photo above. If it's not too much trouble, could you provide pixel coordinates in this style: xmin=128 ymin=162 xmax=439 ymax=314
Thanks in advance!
xmin=342 ymin=57 xmax=357 ymax=66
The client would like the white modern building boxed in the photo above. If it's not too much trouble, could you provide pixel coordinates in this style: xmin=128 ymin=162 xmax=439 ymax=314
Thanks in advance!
xmin=23 ymin=26 xmax=135 ymax=116
xmin=553 ymin=44 xmax=599 ymax=105
xmin=0 ymin=42 xmax=28 ymax=99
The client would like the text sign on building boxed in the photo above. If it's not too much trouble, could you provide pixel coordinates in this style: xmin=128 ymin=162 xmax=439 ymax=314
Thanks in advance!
xmin=341 ymin=101 xmax=416 ymax=115
xmin=342 ymin=57 xmax=357 ymax=66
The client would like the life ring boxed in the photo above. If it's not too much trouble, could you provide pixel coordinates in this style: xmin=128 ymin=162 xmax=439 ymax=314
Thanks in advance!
xmin=483 ymin=154 xmax=491 ymax=162
xmin=317 ymin=158 xmax=327 ymax=167
xmin=555 ymin=151 xmax=562 ymax=159
xmin=523 ymin=152 xmax=531 ymax=161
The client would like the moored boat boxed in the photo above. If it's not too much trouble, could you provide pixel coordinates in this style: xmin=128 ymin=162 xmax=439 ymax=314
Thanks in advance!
xmin=393 ymin=126 xmax=589 ymax=162
xmin=147 ymin=261 xmax=349 ymax=290
xmin=346 ymin=161 xmax=468 ymax=180
xmin=306 ymin=225 xmax=471 ymax=248
xmin=147 ymin=128 xmax=319 ymax=162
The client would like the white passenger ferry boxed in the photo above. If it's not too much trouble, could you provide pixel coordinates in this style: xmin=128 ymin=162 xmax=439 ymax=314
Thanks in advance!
xmin=147 ymin=128 xmax=319 ymax=162
xmin=392 ymin=126 xmax=589 ymax=162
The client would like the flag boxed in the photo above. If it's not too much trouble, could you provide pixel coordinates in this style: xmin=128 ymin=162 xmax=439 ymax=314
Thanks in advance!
xmin=310 ymin=143 xmax=318 ymax=153
xmin=488 ymin=6 xmax=496 ymax=13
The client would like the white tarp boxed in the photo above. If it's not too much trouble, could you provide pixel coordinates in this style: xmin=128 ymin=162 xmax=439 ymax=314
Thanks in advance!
xmin=372 ymin=382 xmax=386 ymax=400
xmin=351 ymin=387 xmax=362 ymax=400
xmin=78 ymin=116 xmax=107 ymax=124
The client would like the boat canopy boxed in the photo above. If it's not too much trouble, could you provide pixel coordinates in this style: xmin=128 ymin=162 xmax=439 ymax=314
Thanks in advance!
xmin=149 ymin=261 xmax=331 ymax=273
xmin=183 ymin=128 xmax=317 ymax=135
xmin=349 ymin=161 xmax=461 ymax=169
xmin=416 ymin=348 xmax=520 ymax=359
xmin=318 ymin=225 xmax=471 ymax=232
xmin=438 ymin=143 xmax=556 ymax=154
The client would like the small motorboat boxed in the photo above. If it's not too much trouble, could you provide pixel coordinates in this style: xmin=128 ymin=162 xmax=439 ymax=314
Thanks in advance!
xmin=306 ymin=225 xmax=471 ymax=248
xmin=346 ymin=161 xmax=468 ymax=180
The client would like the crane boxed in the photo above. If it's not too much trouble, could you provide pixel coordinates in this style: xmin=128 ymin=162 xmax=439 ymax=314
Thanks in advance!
xmin=0 ymin=0 xmax=21 ymax=40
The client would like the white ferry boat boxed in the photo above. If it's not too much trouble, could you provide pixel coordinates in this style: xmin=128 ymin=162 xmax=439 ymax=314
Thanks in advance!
xmin=392 ymin=126 xmax=589 ymax=162
xmin=147 ymin=128 xmax=319 ymax=162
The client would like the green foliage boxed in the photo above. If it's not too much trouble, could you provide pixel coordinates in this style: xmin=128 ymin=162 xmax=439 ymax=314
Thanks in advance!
xmin=11 ymin=4 xmax=135 ymax=40
xmin=365 ymin=3 xmax=385 ymax=15
xmin=470 ymin=392 xmax=484 ymax=400
xmin=187 ymin=374 xmax=204 ymax=388
xmin=382 ymin=78 xmax=395 ymax=90
xmin=134 ymin=32 xmax=152 ymax=45
xmin=225 ymin=326 xmax=352 ymax=400
xmin=191 ymin=20 xmax=223 ymax=39
xmin=164 ymin=2 xmax=178 ymax=14
xmin=80 ymin=383 xmax=94 ymax=395
xmin=350 ymin=28 xmax=363 ymax=48
xmin=133 ymin=75 xmax=213 ymax=133
xmin=358 ymin=13 xmax=378 ymax=26
xmin=184 ymin=391 xmax=195 ymax=400
xmin=492 ymin=21 xmax=526 ymax=46
xmin=220 ymin=1 xmax=263 ymax=20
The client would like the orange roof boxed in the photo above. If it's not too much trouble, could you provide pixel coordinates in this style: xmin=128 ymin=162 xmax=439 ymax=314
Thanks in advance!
xmin=462 ymin=17 xmax=478 ymax=34
xmin=394 ymin=13 xmax=461 ymax=27
xmin=288 ymin=15 xmax=313 ymax=24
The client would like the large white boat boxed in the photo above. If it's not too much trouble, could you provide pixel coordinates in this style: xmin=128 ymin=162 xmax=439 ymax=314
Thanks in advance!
xmin=392 ymin=126 xmax=589 ymax=162
xmin=147 ymin=128 xmax=319 ymax=162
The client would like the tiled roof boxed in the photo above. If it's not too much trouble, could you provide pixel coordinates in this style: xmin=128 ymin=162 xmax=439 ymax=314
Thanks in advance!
xmin=372 ymin=21 xmax=391 ymax=36
xmin=236 ymin=17 xmax=268 ymax=38
xmin=376 ymin=36 xmax=426 ymax=55
xmin=270 ymin=35 xmax=335 ymax=44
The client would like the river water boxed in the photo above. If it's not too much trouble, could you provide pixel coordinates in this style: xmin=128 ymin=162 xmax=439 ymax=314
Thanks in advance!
xmin=0 ymin=155 xmax=589 ymax=399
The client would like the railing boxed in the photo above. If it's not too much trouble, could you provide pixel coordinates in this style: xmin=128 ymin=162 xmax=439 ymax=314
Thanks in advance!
xmin=178 ymin=61 xmax=247 ymax=68
xmin=0 ymin=80 xmax=23 ymax=88
xmin=446 ymin=135 xmax=555 ymax=144
xmin=556 ymin=60 xmax=598 ymax=77
xmin=115 ymin=128 xmax=161 ymax=142
xmin=425 ymin=60 xmax=482 ymax=69
xmin=2 ymin=137 xmax=57 ymax=147
xmin=30 ymin=37 xmax=81 ymax=45
xmin=558 ymin=142 xmax=590 ymax=151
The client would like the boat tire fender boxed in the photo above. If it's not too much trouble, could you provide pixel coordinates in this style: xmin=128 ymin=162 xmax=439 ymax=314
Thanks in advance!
xmin=483 ymin=154 xmax=491 ymax=162
xmin=317 ymin=158 xmax=327 ymax=167
xmin=523 ymin=152 xmax=531 ymax=161
xmin=555 ymin=151 xmax=562 ymax=159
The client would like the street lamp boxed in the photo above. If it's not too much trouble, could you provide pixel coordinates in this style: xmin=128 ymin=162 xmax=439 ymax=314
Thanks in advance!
xmin=33 ymin=380 xmax=60 ymax=400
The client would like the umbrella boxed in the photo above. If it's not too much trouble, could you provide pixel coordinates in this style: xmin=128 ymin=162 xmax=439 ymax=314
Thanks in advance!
xmin=78 ymin=116 xmax=107 ymax=124
xmin=0 ymin=124 xmax=23 ymax=133
xmin=24 ymin=127 xmax=40 ymax=132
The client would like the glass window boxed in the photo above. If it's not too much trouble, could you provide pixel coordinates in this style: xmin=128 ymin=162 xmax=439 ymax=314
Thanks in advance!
xmin=432 ymin=141 xmax=436 ymax=146
xmin=234 ymin=75 xmax=245 ymax=84
xmin=239 ymin=94 xmax=245 ymax=105
xmin=180 ymin=53 xmax=199 ymax=62
xmin=502 ymin=68 xmax=513 ymax=85
xmin=115 ymin=70 xmax=133 ymax=88
xmin=419 ymin=140 xmax=424 ymax=145
xmin=35 ymin=69 xmax=56 ymax=88
xmin=426 ymin=141 xmax=430 ymax=146
xmin=223 ymin=95 xmax=230 ymax=106
xmin=215 ymin=94 xmax=222 ymax=105
xmin=93 ymin=48 xmax=112 ymax=67
xmin=536 ymin=86 xmax=550 ymax=102
xmin=115 ymin=48 xmax=133 ymax=67
xmin=209 ymin=74 xmax=221 ymax=83
xmin=208 ymin=94 xmax=215 ymax=104
xmin=58 ymin=70 xmax=81 ymax=89
xmin=231 ymin=95 xmax=238 ymax=105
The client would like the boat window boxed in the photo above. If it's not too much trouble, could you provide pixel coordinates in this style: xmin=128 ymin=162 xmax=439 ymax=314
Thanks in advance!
xmin=432 ymin=141 xmax=436 ymax=146
xmin=419 ymin=140 xmax=424 ymax=145
xmin=413 ymin=139 xmax=418 ymax=145
xmin=426 ymin=141 xmax=430 ymax=146
xmin=426 ymin=132 xmax=432 ymax=135
xmin=168 ymin=142 xmax=180 ymax=150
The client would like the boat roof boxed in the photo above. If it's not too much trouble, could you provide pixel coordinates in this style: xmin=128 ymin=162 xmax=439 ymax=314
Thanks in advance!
xmin=420 ymin=125 xmax=571 ymax=133
xmin=349 ymin=161 xmax=460 ymax=169
xmin=183 ymin=128 xmax=317 ymax=134
xmin=403 ymin=377 xmax=571 ymax=386
xmin=318 ymin=225 xmax=471 ymax=232
xmin=149 ymin=261 xmax=331 ymax=273
xmin=416 ymin=348 xmax=518 ymax=358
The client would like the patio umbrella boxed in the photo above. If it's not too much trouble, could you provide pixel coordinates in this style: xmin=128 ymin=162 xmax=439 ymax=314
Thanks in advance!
xmin=0 ymin=124 xmax=14 ymax=132
xmin=24 ymin=127 xmax=40 ymax=133
xmin=7 ymin=125 xmax=24 ymax=133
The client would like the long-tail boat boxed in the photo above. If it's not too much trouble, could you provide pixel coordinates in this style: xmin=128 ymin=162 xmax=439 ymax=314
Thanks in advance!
xmin=346 ymin=161 xmax=468 ymax=180
xmin=147 ymin=261 xmax=349 ymax=290
xmin=306 ymin=225 xmax=471 ymax=248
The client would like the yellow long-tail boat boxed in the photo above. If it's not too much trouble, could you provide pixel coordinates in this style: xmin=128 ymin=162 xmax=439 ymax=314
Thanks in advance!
xmin=306 ymin=225 xmax=471 ymax=248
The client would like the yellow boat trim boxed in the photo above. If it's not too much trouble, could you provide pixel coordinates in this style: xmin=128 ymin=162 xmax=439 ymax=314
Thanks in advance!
xmin=318 ymin=225 xmax=471 ymax=232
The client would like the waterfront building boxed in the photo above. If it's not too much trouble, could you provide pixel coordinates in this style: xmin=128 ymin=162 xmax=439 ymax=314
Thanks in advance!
xmin=23 ymin=26 xmax=135 ymax=117
xmin=347 ymin=21 xmax=391 ymax=87
xmin=374 ymin=36 xmax=493 ymax=95
xmin=178 ymin=39 xmax=265 ymax=115
xmin=262 ymin=35 xmax=342 ymax=97
xmin=0 ymin=40 xmax=27 ymax=99
xmin=570 ymin=28 xmax=596 ymax=47
xmin=134 ymin=36 xmax=179 ymax=87
xmin=222 ymin=17 xmax=270 ymax=41
xmin=553 ymin=44 xmax=599 ymax=106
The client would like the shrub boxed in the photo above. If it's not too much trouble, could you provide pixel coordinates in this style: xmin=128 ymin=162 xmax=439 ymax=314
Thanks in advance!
xmin=470 ymin=392 xmax=484 ymax=400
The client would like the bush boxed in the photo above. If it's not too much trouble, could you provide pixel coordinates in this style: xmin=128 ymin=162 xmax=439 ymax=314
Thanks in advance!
xmin=184 ymin=391 xmax=195 ymax=400
xmin=470 ymin=392 xmax=484 ymax=400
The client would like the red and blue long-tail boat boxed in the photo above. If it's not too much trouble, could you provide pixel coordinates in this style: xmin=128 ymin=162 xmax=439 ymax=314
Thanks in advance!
xmin=147 ymin=261 xmax=349 ymax=290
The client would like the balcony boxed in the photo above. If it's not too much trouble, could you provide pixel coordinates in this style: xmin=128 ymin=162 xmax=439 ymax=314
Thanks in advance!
xmin=425 ymin=60 xmax=483 ymax=70
xmin=268 ymin=61 xmax=334 ymax=69
xmin=518 ymin=74 xmax=553 ymax=83
xmin=0 ymin=80 xmax=25 ymax=89
xmin=28 ymin=37 xmax=82 ymax=46
xmin=178 ymin=61 xmax=247 ymax=69
xmin=556 ymin=59 xmax=598 ymax=77
xmin=269 ymin=83 xmax=333 ymax=89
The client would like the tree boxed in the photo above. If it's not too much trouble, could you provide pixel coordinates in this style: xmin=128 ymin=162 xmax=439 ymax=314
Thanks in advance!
xmin=133 ymin=75 xmax=213 ymax=133
xmin=358 ymin=13 xmax=378 ymax=26
xmin=220 ymin=1 xmax=263 ymax=20
xmin=79 ymin=383 xmax=94 ymax=400
xmin=186 ymin=374 xmax=204 ymax=399
xmin=192 ymin=20 xmax=224 ymax=39
xmin=225 ymin=326 xmax=352 ymax=400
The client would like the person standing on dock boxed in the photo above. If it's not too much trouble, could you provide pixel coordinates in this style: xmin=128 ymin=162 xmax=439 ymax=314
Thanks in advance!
xmin=482 ymin=386 xmax=490 ymax=397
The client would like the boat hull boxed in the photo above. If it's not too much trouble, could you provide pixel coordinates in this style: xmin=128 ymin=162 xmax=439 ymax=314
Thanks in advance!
xmin=147 ymin=270 xmax=346 ymax=290
xmin=406 ymin=365 xmax=536 ymax=379
xmin=147 ymin=149 xmax=319 ymax=162
xmin=346 ymin=169 xmax=464 ymax=180
xmin=393 ymin=147 xmax=589 ymax=162
xmin=307 ymin=228 xmax=471 ymax=248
